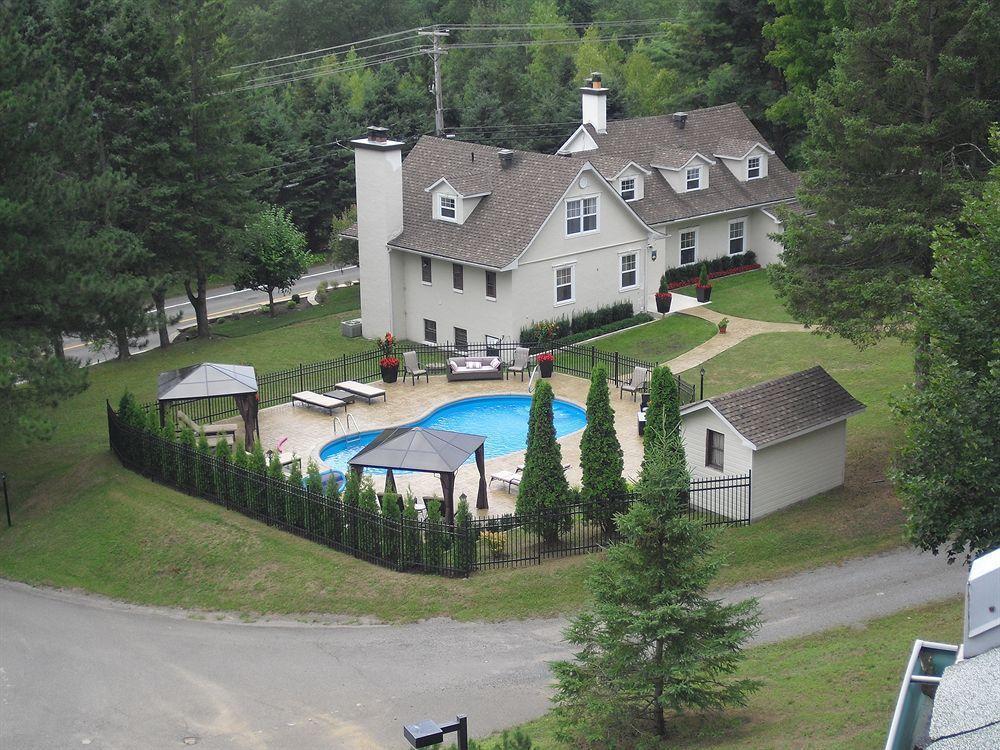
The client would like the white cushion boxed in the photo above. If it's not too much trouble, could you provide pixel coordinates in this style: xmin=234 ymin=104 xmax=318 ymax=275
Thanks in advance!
xmin=468 ymin=361 xmax=481 ymax=369
xmin=449 ymin=362 xmax=459 ymax=372
xmin=489 ymin=357 xmax=501 ymax=369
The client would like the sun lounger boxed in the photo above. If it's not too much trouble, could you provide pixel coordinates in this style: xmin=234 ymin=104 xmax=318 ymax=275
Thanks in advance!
xmin=335 ymin=380 xmax=387 ymax=404
xmin=291 ymin=391 xmax=347 ymax=414
xmin=490 ymin=463 xmax=572 ymax=492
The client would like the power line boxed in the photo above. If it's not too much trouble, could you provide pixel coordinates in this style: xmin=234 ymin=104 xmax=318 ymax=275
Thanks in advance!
xmin=234 ymin=49 xmax=426 ymax=91
xmin=231 ymin=27 xmax=422 ymax=71
xmin=447 ymin=32 xmax=666 ymax=50
xmin=238 ymin=45 xmax=424 ymax=88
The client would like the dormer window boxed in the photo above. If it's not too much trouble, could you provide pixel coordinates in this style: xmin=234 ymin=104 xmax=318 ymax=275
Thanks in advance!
xmin=747 ymin=156 xmax=761 ymax=180
xmin=620 ymin=177 xmax=636 ymax=201
xmin=438 ymin=194 xmax=457 ymax=221
xmin=566 ymin=196 xmax=598 ymax=235
xmin=686 ymin=167 xmax=702 ymax=191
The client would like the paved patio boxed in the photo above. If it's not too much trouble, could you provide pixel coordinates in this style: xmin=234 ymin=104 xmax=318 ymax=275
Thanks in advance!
xmin=258 ymin=372 xmax=650 ymax=516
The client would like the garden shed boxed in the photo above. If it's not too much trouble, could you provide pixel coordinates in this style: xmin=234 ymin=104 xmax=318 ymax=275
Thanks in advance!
xmin=679 ymin=366 xmax=865 ymax=520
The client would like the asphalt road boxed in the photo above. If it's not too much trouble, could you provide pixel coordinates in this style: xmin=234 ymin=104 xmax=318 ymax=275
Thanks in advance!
xmin=62 ymin=264 xmax=360 ymax=365
xmin=0 ymin=547 xmax=967 ymax=750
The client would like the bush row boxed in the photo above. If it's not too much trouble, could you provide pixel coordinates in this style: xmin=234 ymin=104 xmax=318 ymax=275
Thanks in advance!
xmin=546 ymin=313 xmax=653 ymax=348
xmin=660 ymin=251 xmax=757 ymax=288
xmin=667 ymin=263 xmax=761 ymax=290
xmin=520 ymin=301 xmax=634 ymax=346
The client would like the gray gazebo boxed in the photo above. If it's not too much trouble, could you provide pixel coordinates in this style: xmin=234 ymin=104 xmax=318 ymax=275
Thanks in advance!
xmin=157 ymin=363 xmax=260 ymax=449
xmin=347 ymin=426 xmax=488 ymax=523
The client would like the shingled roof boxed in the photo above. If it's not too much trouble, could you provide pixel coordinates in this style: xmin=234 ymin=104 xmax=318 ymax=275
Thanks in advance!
xmin=568 ymin=103 xmax=799 ymax=224
xmin=683 ymin=366 xmax=865 ymax=449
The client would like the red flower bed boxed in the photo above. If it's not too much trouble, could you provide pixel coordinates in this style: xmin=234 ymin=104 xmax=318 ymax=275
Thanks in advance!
xmin=667 ymin=264 xmax=761 ymax=290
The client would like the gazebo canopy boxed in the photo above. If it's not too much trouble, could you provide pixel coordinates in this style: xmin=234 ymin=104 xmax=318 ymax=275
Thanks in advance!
xmin=348 ymin=426 xmax=489 ymax=521
xmin=157 ymin=363 xmax=258 ymax=401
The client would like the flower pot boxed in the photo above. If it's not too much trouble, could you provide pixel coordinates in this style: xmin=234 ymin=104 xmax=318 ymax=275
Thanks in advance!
xmin=538 ymin=360 xmax=554 ymax=378
xmin=718 ymin=325 xmax=727 ymax=334
xmin=655 ymin=294 xmax=672 ymax=313
xmin=380 ymin=365 xmax=399 ymax=383
xmin=696 ymin=284 xmax=713 ymax=303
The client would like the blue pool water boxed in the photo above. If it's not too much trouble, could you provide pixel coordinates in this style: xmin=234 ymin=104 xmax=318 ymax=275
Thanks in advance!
xmin=318 ymin=394 xmax=587 ymax=477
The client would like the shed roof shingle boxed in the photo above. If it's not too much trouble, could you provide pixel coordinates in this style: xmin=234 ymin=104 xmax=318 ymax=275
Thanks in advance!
xmin=689 ymin=366 xmax=865 ymax=448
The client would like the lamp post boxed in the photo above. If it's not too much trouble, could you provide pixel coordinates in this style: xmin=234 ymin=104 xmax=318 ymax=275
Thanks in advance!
xmin=1 ymin=471 xmax=9 ymax=527
xmin=700 ymin=367 xmax=706 ymax=400
xmin=403 ymin=715 xmax=468 ymax=750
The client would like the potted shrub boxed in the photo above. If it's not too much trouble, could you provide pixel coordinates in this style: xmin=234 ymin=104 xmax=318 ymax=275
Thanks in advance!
xmin=378 ymin=332 xmax=399 ymax=383
xmin=696 ymin=263 xmax=713 ymax=302
xmin=536 ymin=352 xmax=555 ymax=378
xmin=655 ymin=273 xmax=672 ymax=313
xmin=717 ymin=317 xmax=729 ymax=334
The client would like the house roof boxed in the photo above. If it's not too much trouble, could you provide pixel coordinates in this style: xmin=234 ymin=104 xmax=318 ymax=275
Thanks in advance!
xmin=927 ymin=648 xmax=1000 ymax=749
xmin=713 ymin=136 xmax=775 ymax=159
xmin=569 ymin=103 xmax=800 ymax=225
xmin=681 ymin=366 xmax=865 ymax=449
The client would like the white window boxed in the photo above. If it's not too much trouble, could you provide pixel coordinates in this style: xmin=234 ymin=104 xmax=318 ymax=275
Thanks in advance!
xmin=747 ymin=156 xmax=761 ymax=180
xmin=686 ymin=166 xmax=702 ymax=191
xmin=554 ymin=265 xmax=574 ymax=305
xmin=620 ymin=177 xmax=636 ymax=201
xmin=423 ymin=319 xmax=437 ymax=343
xmin=680 ymin=229 xmax=698 ymax=265
xmin=566 ymin=196 xmax=598 ymax=235
xmin=620 ymin=253 xmax=637 ymax=290
xmin=729 ymin=219 xmax=746 ymax=255
xmin=438 ymin=194 xmax=456 ymax=220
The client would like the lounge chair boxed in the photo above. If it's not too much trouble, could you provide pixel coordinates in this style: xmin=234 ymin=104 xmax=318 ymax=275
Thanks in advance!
xmin=175 ymin=409 xmax=237 ymax=445
xmin=335 ymin=380 xmax=387 ymax=404
xmin=619 ymin=366 xmax=649 ymax=401
xmin=490 ymin=463 xmax=572 ymax=492
xmin=506 ymin=347 xmax=530 ymax=381
xmin=403 ymin=350 xmax=429 ymax=385
xmin=291 ymin=391 xmax=347 ymax=414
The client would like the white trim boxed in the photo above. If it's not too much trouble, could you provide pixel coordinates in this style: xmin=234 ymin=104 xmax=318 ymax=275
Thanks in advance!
xmin=618 ymin=250 xmax=639 ymax=291
xmin=685 ymin=166 xmax=704 ymax=192
xmin=679 ymin=401 xmax=756 ymax=449
xmin=553 ymin=263 xmax=576 ymax=307
xmin=564 ymin=193 xmax=600 ymax=237
xmin=556 ymin=124 xmax=599 ymax=155
xmin=678 ymin=226 xmax=699 ymax=266
xmin=610 ymin=161 xmax=653 ymax=179
xmin=436 ymin=193 xmax=458 ymax=222
xmin=651 ymin=152 xmax=718 ymax=171
xmin=760 ymin=208 xmax=782 ymax=224
xmin=619 ymin=176 xmax=638 ymax=201
xmin=423 ymin=177 xmax=490 ymax=198
xmin=746 ymin=155 xmax=762 ymax=180
xmin=728 ymin=216 xmax=748 ymax=255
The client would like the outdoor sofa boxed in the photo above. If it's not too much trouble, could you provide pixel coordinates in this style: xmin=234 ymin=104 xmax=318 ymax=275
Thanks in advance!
xmin=446 ymin=356 xmax=503 ymax=382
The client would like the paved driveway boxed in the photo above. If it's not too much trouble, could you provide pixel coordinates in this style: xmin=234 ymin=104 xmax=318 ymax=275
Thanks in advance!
xmin=0 ymin=548 xmax=966 ymax=749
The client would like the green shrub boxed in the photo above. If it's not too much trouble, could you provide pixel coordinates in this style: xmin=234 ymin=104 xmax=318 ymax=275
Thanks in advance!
xmin=698 ymin=263 xmax=710 ymax=287
xmin=176 ymin=425 xmax=196 ymax=489
xmin=660 ymin=251 xmax=756 ymax=285
xmin=516 ymin=381 xmax=572 ymax=544
xmin=326 ymin=474 xmax=343 ymax=542
xmin=454 ymin=497 xmax=476 ymax=573
xmin=581 ymin=366 xmax=629 ymax=534
xmin=285 ymin=460 xmax=306 ymax=529
xmin=265 ymin=450 xmax=285 ymax=520
xmin=380 ymin=489 xmax=401 ymax=564
xmin=342 ymin=470 xmax=361 ymax=550
xmin=291 ymin=293 xmax=301 ymax=304
xmin=402 ymin=491 xmax=421 ymax=568
xmin=357 ymin=476 xmax=381 ymax=555
xmin=194 ymin=431 xmax=212 ymax=494
xmin=519 ymin=301 xmax=634 ymax=347
xmin=286 ymin=299 xmax=297 ymax=310
xmin=213 ymin=438 xmax=232 ymax=499
xmin=424 ymin=498 xmax=446 ymax=569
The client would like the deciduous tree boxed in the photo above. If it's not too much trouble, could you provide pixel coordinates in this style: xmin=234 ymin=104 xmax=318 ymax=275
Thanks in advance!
xmin=234 ymin=206 xmax=310 ymax=316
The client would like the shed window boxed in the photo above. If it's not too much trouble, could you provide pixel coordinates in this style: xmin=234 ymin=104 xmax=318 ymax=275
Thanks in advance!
xmin=421 ymin=256 xmax=432 ymax=284
xmin=423 ymin=319 xmax=437 ymax=344
xmin=706 ymin=429 xmax=725 ymax=471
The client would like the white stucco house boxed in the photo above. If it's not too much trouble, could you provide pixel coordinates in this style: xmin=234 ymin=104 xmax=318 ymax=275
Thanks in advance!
xmin=345 ymin=73 xmax=799 ymax=344
xmin=680 ymin=366 xmax=866 ymax=520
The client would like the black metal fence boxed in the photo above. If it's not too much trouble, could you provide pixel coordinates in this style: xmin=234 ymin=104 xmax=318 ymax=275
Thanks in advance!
xmin=109 ymin=405 xmax=750 ymax=577
xmin=155 ymin=339 xmax=697 ymax=425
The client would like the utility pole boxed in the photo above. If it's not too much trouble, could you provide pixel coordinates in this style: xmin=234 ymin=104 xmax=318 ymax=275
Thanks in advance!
xmin=418 ymin=27 xmax=449 ymax=136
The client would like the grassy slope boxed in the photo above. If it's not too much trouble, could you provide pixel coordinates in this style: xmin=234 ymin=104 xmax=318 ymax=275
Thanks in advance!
xmin=676 ymin=270 xmax=799 ymax=323
xmin=482 ymin=597 xmax=962 ymax=749
xmin=0 ymin=292 xmax=911 ymax=621
xmin=591 ymin=313 xmax=718 ymax=363
xmin=214 ymin=285 xmax=360 ymax=337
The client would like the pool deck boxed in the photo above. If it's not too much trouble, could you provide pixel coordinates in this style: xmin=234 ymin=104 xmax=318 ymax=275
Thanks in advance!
xmin=258 ymin=372 xmax=649 ymax=516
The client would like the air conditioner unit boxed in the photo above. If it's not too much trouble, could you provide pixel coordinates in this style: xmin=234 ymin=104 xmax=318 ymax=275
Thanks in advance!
xmin=964 ymin=547 xmax=1000 ymax=659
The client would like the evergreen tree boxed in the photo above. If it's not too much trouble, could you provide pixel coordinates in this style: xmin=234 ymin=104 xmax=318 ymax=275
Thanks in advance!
xmin=892 ymin=137 xmax=1000 ymax=562
xmin=770 ymin=0 xmax=999 ymax=384
xmin=552 ymin=401 xmax=761 ymax=744
xmin=231 ymin=441 xmax=249 ymax=510
xmin=580 ymin=366 xmax=628 ymax=534
xmin=381 ymin=488 xmax=402 ymax=565
xmin=177 ymin=424 xmax=197 ymax=489
xmin=454 ymin=495 xmax=476 ymax=573
xmin=424 ymin=497 xmax=446 ymax=570
xmin=357 ymin=475 xmax=381 ymax=555
xmin=326 ymin=474 xmax=343 ymax=543
xmin=640 ymin=366 xmax=681 ymax=481
xmin=304 ymin=459 xmax=325 ymax=535
xmin=213 ymin=436 xmax=232 ymax=499
xmin=402 ymin=491 xmax=421 ymax=568
xmin=266 ymin=451 xmax=285 ymax=520
xmin=342 ymin=470 xmax=361 ymax=550
xmin=195 ymin=431 xmax=212 ymax=494
xmin=516 ymin=380 xmax=572 ymax=544
xmin=285 ymin=459 xmax=305 ymax=529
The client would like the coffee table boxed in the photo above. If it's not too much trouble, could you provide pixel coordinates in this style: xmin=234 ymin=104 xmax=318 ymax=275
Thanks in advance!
xmin=323 ymin=389 xmax=357 ymax=405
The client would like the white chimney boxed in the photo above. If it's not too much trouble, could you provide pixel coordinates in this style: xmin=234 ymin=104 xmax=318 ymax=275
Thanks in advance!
xmin=351 ymin=126 xmax=404 ymax=338
xmin=581 ymin=72 xmax=608 ymax=134
xmin=964 ymin=547 xmax=1000 ymax=658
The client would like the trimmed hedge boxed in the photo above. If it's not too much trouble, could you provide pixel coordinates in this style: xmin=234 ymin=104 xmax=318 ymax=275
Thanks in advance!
xmin=520 ymin=301 xmax=634 ymax=347
xmin=549 ymin=313 xmax=653 ymax=347
xmin=668 ymin=264 xmax=760 ymax=290
xmin=661 ymin=251 xmax=757 ymax=287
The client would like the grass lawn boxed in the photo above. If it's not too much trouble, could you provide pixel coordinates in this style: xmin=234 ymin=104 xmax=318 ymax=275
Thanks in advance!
xmin=590 ymin=313 xmax=718 ymax=363
xmin=212 ymin=284 xmax=360 ymax=337
xmin=0 ymin=309 xmax=912 ymax=621
xmin=676 ymin=270 xmax=799 ymax=323
xmin=476 ymin=597 xmax=963 ymax=749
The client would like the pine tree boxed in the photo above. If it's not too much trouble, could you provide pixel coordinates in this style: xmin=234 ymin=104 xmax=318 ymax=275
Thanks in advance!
xmin=454 ymin=496 xmax=476 ymax=573
xmin=285 ymin=459 xmax=305 ymax=529
xmin=326 ymin=474 xmax=343 ymax=543
xmin=770 ymin=0 xmax=999 ymax=384
xmin=342 ymin=470 xmax=361 ymax=551
xmin=516 ymin=380 xmax=571 ymax=544
xmin=213 ymin=437 xmax=232 ymax=499
xmin=424 ymin=497 xmax=445 ymax=570
xmin=640 ymin=366 xmax=681 ymax=481
xmin=381 ymin=488 xmax=401 ymax=565
xmin=402 ymin=491 xmax=421 ymax=569
xmin=580 ymin=366 xmax=628 ymax=534
xmin=357 ymin=475 xmax=381 ymax=555
xmin=552 ymin=399 xmax=761 ymax=744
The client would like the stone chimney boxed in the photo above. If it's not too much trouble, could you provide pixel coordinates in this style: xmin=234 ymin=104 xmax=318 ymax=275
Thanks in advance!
xmin=351 ymin=126 xmax=405 ymax=338
xmin=581 ymin=72 xmax=608 ymax=134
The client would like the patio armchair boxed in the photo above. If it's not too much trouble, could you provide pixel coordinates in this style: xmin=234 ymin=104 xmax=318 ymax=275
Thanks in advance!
xmin=619 ymin=366 xmax=649 ymax=401
xmin=506 ymin=347 xmax=531 ymax=381
xmin=403 ymin=350 xmax=429 ymax=385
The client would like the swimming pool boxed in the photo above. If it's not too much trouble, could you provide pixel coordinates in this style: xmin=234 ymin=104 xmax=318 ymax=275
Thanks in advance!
xmin=318 ymin=394 xmax=587 ymax=477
